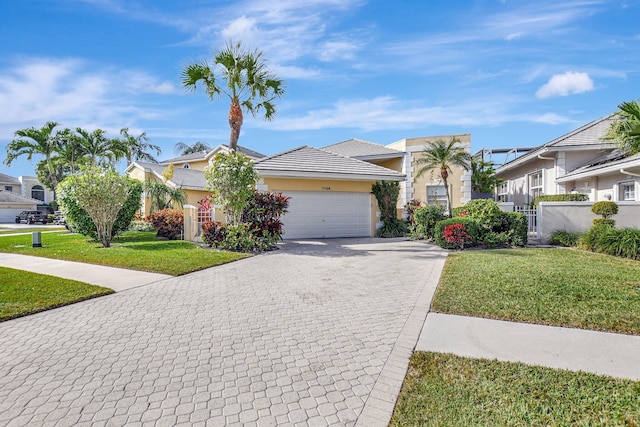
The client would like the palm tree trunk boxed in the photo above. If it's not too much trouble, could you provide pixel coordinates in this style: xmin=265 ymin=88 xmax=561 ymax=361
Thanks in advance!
xmin=441 ymin=167 xmax=452 ymax=217
xmin=228 ymin=98 xmax=243 ymax=151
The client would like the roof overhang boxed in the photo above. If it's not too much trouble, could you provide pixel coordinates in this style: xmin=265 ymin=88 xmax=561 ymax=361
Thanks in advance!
xmin=353 ymin=153 xmax=405 ymax=161
xmin=256 ymin=170 xmax=405 ymax=182
xmin=557 ymin=157 xmax=640 ymax=183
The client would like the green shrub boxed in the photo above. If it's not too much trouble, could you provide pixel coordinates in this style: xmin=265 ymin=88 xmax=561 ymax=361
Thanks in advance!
xmin=591 ymin=201 xmax=618 ymax=219
xmin=549 ymin=230 xmax=582 ymax=247
xmin=58 ymin=177 xmax=142 ymax=241
xmin=434 ymin=218 xmax=480 ymax=249
xmin=128 ymin=219 xmax=155 ymax=232
xmin=460 ymin=199 xmax=502 ymax=234
xmin=579 ymin=225 xmax=640 ymax=260
xmin=451 ymin=206 xmax=467 ymax=218
xmin=149 ymin=209 xmax=184 ymax=240
xmin=377 ymin=220 xmax=408 ymax=238
xmin=592 ymin=218 xmax=616 ymax=227
xmin=410 ymin=204 xmax=446 ymax=239
xmin=372 ymin=181 xmax=406 ymax=238
xmin=498 ymin=212 xmax=528 ymax=247
xmin=483 ymin=231 xmax=510 ymax=249
xmin=533 ymin=194 xmax=589 ymax=206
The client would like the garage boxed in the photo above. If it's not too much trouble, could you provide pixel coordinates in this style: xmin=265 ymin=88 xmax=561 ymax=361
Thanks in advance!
xmin=0 ymin=192 xmax=39 ymax=223
xmin=281 ymin=191 xmax=372 ymax=239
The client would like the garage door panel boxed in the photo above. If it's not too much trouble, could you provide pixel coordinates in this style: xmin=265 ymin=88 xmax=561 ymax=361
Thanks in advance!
xmin=282 ymin=192 xmax=371 ymax=239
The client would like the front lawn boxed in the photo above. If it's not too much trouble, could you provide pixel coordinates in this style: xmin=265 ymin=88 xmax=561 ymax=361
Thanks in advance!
xmin=432 ymin=248 xmax=640 ymax=335
xmin=0 ymin=266 xmax=113 ymax=321
xmin=390 ymin=352 xmax=640 ymax=426
xmin=0 ymin=231 xmax=249 ymax=275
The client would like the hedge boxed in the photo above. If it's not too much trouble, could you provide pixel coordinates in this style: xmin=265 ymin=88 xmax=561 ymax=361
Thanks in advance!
xmin=434 ymin=218 xmax=480 ymax=249
xmin=533 ymin=194 xmax=588 ymax=206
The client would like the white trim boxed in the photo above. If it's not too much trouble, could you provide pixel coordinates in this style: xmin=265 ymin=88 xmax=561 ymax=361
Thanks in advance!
xmin=255 ymin=170 xmax=404 ymax=181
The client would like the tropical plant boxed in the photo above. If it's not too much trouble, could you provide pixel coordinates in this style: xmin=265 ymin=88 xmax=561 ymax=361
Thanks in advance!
xmin=205 ymin=151 xmax=258 ymax=224
xmin=117 ymin=128 xmax=161 ymax=165
xmin=74 ymin=128 xmax=120 ymax=167
xmin=471 ymin=158 xmax=502 ymax=194
xmin=434 ymin=218 xmax=480 ymax=249
xmin=410 ymin=204 xmax=446 ymax=240
xmin=372 ymin=181 xmax=406 ymax=237
xmin=35 ymin=158 xmax=69 ymax=193
xmin=5 ymin=121 xmax=61 ymax=195
xmin=603 ymin=99 xmax=640 ymax=154
xmin=144 ymin=181 xmax=187 ymax=213
xmin=181 ymin=41 xmax=285 ymax=151
xmin=149 ymin=209 xmax=184 ymax=240
xmin=174 ymin=141 xmax=211 ymax=156
xmin=58 ymin=167 xmax=134 ymax=247
xmin=55 ymin=128 xmax=87 ymax=174
xmin=415 ymin=138 xmax=471 ymax=217
xmin=591 ymin=201 xmax=618 ymax=219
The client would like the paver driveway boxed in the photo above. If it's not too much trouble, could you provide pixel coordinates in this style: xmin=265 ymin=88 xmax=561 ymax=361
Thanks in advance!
xmin=0 ymin=238 xmax=446 ymax=427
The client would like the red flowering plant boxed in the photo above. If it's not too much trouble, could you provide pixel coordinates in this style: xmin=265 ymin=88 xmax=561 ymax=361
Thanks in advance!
xmin=442 ymin=223 xmax=473 ymax=250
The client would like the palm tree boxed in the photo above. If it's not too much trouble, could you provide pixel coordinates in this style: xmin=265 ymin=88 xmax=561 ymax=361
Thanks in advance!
xmin=5 ymin=121 xmax=61 ymax=194
xmin=144 ymin=181 xmax=187 ymax=212
xmin=74 ymin=128 xmax=120 ymax=167
xmin=55 ymin=128 xmax=86 ymax=174
xmin=181 ymin=41 xmax=285 ymax=151
xmin=416 ymin=138 xmax=472 ymax=217
xmin=604 ymin=99 xmax=640 ymax=154
xmin=118 ymin=128 xmax=161 ymax=166
xmin=174 ymin=141 xmax=211 ymax=156
xmin=471 ymin=158 xmax=503 ymax=194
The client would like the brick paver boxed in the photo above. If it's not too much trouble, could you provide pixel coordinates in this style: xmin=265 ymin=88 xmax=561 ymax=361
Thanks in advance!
xmin=0 ymin=238 xmax=446 ymax=426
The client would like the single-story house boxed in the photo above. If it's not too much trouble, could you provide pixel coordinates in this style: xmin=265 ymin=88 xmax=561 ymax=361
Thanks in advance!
xmin=0 ymin=191 xmax=47 ymax=223
xmin=0 ymin=173 xmax=54 ymax=222
xmin=494 ymin=114 xmax=640 ymax=205
xmin=127 ymin=135 xmax=471 ymax=239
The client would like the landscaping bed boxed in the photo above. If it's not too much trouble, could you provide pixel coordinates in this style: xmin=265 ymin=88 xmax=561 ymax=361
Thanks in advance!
xmin=432 ymin=248 xmax=640 ymax=335
xmin=0 ymin=266 xmax=113 ymax=321
xmin=0 ymin=231 xmax=248 ymax=275
xmin=390 ymin=352 xmax=640 ymax=426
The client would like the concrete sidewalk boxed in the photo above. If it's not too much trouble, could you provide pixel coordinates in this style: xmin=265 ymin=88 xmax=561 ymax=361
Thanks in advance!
xmin=0 ymin=252 xmax=171 ymax=291
xmin=417 ymin=312 xmax=640 ymax=381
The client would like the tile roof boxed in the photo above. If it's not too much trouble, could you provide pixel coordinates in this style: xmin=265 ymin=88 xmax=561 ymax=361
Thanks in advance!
xmin=254 ymin=146 xmax=404 ymax=181
xmin=160 ymin=145 xmax=266 ymax=164
xmin=136 ymin=162 xmax=208 ymax=190
xmin=0 ymin=173 xmax=20 ymax=184
xmin=322 ymin=138 xmax=404 ymax=158
xmin=0 ymin=191 xmax=40 ymax=204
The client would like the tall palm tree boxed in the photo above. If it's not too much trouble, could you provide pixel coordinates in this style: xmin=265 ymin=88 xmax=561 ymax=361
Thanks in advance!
xmin=5 ymin=121 xmax=61 ymax=194
xmin=416 ymin=138 xmax=472 ymax=217
xmin=118 ymin=128 xmax=161 ymax=166
xmin=181 ymin=41 xmax=285 ymax=151
xmin=55 ymin=128 xmax=86 ymax=174
xmin=74 ymin=128 xmax=120 ymax=167
xmin=604 ymin=99 xmax=640 ymax=154
xmin=174 ymin=141 xmax=211 ymax=156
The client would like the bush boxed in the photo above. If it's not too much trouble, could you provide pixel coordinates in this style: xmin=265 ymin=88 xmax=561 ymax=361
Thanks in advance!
xmin=591 ymin=201 xmax=618 ymax=219
xmin=451 ymin=206 xmax=467 ymax=217
xmin=58 ymin=176 xmax=142 ymax=242
xmin=201 ymin=221 xmax=227 ymax=246
xmin=549 ymin=230 xmax=582 ymax=247
xmin=404 ymin=199 xmax=422 ymax=223
xmin=434 ymin=218 xmax=480 ymax=249
xmin=372 ymin=181 xmax=406 ymax=238
xmin=149 ymin=209 xmax=184 ymax=240
xmin=411 ymin=204 xmax=446 ymax=239
xmin=377 ymin=220 xmax=408 ymax=238
xmin=498 ymin=212 xmax=528 ymax=247
xmin=483 ymin=231 xmax=510 ymax=249
xmin=460 ymin=199 xmax=502 ymax=235
xmin=533 ymin=194 xmax=589 ymax=206
xmin=579 ymin=225 xmax=640 ymax=260
xmin=129 ymin=217 xmax=155 ymax=232
xmin=592 ymin=218 xmax=616 ymax=227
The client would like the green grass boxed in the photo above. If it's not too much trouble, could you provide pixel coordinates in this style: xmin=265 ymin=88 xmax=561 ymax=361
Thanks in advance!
xmin=0 ymin=231 xmax=249 ymax=275
xmin=0 ymin=227 xmax=66 ymax=235
xmin=432 ymin=248 xmax=640 ymax=335
xmin=390 ymin=352 xmax=640 ymax=427
xmin=0 ymin=266 xmax=113 ymax=321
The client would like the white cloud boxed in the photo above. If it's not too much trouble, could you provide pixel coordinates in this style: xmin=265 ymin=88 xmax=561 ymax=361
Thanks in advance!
xmin=535 ymin=71 xmax=595 ymax=98
xmin=0 ymin=57 xmax=174 ymax=139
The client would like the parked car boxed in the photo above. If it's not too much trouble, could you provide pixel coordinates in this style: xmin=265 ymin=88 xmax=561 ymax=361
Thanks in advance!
xmin=15 ymin=210 xmax=50 ymax=224
xmin=53 ymin=211 xmax=66 ymax=225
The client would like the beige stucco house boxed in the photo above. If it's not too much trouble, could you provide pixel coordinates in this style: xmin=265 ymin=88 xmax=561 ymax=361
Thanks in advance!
xmin=126 ymin=135 xmax=471 ymax=239
xmin=0 ymin=172 xmax=54 ymax=222
xmin=494 ymin=114 xmax=640 ymax=206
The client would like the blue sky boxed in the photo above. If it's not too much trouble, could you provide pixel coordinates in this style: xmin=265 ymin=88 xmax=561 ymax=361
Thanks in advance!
xmin=1 ymin=0 xmax=639 ymax=177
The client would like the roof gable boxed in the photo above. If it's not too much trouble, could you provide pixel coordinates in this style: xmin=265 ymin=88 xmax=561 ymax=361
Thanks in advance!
xmin=131 ymin=162 xmax=208 ymax=190
xmin=0 ymin=173 xmax=20 ymax=184
xmin=160 ymin=144 xmax=265 ymax=164
xmin=254 ymin=146 xmax=404 ymax=181
xmin=322 ymin=138 xmax=404 ymax=158
xmin=0 ymin=190 xmax=41 ymax=204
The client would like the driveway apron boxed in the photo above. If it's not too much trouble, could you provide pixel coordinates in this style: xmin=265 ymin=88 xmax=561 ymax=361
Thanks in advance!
xmin=0 ymin=238 xmax=446 ymax=427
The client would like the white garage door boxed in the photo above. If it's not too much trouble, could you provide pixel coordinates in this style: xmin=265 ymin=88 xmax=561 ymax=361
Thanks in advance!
xmin=0 ymin=208 xmax=29 ymax=223
xmin=281 ymin=191 xmax=372 ymax=239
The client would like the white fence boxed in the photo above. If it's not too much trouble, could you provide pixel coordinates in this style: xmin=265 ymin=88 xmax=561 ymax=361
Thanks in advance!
xmin=514 ymin=206 xmax=537 ymax=234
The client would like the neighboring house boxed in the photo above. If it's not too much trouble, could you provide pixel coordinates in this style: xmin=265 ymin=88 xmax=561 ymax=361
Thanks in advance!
xmin=0 ymin=191 xmax=42 ymax=223
xmin=126 ymin=135 xmax=472 ymax=239
xmin=494 ymin=114 xmax=640 ymax=206
xmin=323 ymin=135 xmax=473 ymax=212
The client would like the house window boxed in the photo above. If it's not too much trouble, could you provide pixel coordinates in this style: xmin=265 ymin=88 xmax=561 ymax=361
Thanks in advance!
xmin=31 ymin=185 xmax=45 ymax=201
xmin=620 ymin=181 xmax=636 ymax=201
xmin=529 ymin=171 xmax=543 ymax=202
xmin=497 ymin=181 xmax=509 ymax=202
xmin=4 ymin=186 xmax=12 ymax=192
xmin=426 ymin=184 xmax=448 ymax=207
xmin=183 ymin=163 xmax=190 ymax=169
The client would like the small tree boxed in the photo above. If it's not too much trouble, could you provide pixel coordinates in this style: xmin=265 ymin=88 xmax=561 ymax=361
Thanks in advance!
xmin=591 ymin=201 xmax=618 ymax=227
xmin=205 ymin=151 xmax=258 ymax=225
xmin=372 ymin=181 xmax=406 ymax=237
xmin=60 ymin=167 xmax=132 ymax=247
